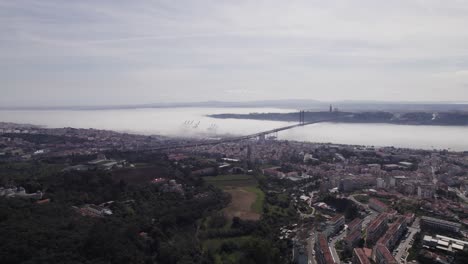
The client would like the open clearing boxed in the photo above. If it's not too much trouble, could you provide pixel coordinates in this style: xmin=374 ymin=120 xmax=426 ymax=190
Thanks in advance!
xmin=204 ymin=175 xmax=264 ymax=221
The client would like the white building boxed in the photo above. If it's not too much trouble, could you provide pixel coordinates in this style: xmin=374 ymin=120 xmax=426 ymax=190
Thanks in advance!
xmin=376 ymin=178 xmax=386 ymax=189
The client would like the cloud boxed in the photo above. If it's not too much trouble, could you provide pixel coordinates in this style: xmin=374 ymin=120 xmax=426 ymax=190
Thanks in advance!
xmin=1 ymin=0 xmax=468 ymax=105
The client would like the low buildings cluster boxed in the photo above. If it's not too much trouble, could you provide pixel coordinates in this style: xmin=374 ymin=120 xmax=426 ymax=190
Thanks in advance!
xmin=423 ymin=234 xmax=468 ymax=253
xmin=63 ymin=154 xmax=129 ymax=172
xmin=0 ymin=186 xmax=43 ymax=200
xmin=73 ymin=203 xmax=113 ymax=218
xmin=0 ymin=123 xmax=167 ymax=161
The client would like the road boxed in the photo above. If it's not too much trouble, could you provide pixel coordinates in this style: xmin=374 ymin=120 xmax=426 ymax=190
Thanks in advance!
xmin=330 ymin=230 xmax=347 ymax=264
xmin=362 ymin=210 xmax=379 ymax=228
xmin=395 ymin=218 xmax=420 ymax=263
xmin=307 ymin=232 xmax=317 ymax=264
xmin=299 ymin=194 xmax=317 ymax=219
xmin=349 ymin=194 xmax=370 ymax=209
xmin=348 ymin=194 xmax=378 ymax=227
xmin=448 ymin=187 xmax=468 ymax=203
xmin=305 ymin=194 xmax=377 ymax=264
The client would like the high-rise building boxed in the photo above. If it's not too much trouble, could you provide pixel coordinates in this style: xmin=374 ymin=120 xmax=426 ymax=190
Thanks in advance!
xmin=366 ymin=213 xmax=389 ymax=246
xmin=325 ymin=214 xmax=345 ymax=236
xmin=345 ymin=228 xmax=363 ymax=250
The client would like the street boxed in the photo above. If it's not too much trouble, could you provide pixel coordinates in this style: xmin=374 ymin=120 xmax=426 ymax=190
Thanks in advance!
xmin=330 ymin=229 xmax=347 ymax=264
xmin=395 ymin=218 xmax=420 ymax=263
xmin=307 ymin=232 xmax=317 ymax=264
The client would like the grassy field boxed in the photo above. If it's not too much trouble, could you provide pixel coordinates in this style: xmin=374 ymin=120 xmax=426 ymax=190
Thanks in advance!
xmin=204 ymin=174 xmax=264 ymax=220
xmin=203 ymin=174 xmax=257 ymax=188
xmin=245 ymin=186 xmax=265 ymax=214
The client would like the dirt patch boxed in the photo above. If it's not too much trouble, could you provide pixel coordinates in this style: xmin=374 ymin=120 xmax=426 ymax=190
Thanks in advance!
xmin=223 ymin=187 xmax=261 ymax=221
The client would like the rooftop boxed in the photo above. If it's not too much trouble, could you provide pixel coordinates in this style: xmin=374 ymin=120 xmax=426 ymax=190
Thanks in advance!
xmin=354 ymin=248 xmax=371 ymax=264
xmin=345 ymin=228 xmax=362 ymax=243
xmin=421 ymin=216 xmax=461 ymax=228
xmin=329 ymin=214 xmax=344 ymax=223
xmin=367 ymin=213 xmax=388 ymax=233
xmin=378 ymin=216 xmax=406 ymax=246
xmin=369 ymin=198 xmax=388 ymax=209
xmin=348 ymin=218 xmax=363 ymax=231
xmin=318 ymin=233 xmax=336 ymax=264
xmin=375 ymin=244 xmax=397 ymax=264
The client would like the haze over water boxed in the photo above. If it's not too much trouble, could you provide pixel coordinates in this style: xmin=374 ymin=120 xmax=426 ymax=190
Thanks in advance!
xmin=1 ymin=107 xmax=468 ymax=151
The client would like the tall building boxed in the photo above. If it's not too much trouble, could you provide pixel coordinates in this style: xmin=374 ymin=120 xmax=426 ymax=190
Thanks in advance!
xmin=376 ymin=177 xmax=386 ymax=189
xmin=339 ymin=176 xmax=376 ymax=192
xmin=345 ymin=228 xmax=363 ymax=250
xmin=417 ymin=184 xmax=435 ymax=199
xmin=377 ymin=216 xmax=407 ymax=250
xmin=325 ymin=214 xmax=345 ymax=236
xmin=366 ymin=213 xmax=389 ymax=246
xmin=348 ymin=218 xmax=364 ymax=233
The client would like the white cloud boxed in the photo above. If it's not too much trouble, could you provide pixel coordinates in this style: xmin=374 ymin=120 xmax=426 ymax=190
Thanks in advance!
xmin=1 ymin=0 xmax=468 ymax=105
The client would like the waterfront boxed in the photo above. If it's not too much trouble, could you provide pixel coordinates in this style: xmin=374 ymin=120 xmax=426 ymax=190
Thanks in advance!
xmin=1 ymin=108 xmax=468 ymax=151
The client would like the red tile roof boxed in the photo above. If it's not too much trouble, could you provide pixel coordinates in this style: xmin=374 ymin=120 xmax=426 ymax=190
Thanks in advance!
xmin=367 ymin=213 xmax=388 ymax=233
xmin=377 ymin=216 xmax=406 ymax=246
xmin=369 ymin=198 xmax=388 ymax=210
xmin=375 ymin=244 xmax=397 ymax=264
xmin=348 ymin=217 xmax=363 ymax=231
xmin=354 ymin=248 xmax=371 ymax=264
xmin=345 ymin=228 xmax=362 ymax=244
xmin=330 ymin=214 xmax=344 ymax=223
xmin=318 ymin=233 xmax=336 ymax=264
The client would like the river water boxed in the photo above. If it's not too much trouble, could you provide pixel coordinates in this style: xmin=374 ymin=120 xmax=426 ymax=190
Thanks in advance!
xmin=1 ymin=108 xmax=467 ymax=151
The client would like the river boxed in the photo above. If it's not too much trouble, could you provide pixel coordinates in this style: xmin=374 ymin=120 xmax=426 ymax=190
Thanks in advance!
xmin=1 ymin=108 xmax=467 ymax=151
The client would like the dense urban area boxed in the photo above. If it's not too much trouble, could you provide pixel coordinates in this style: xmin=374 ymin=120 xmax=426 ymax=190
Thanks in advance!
xmin=1 ymin=121 xmax=468 ymax=264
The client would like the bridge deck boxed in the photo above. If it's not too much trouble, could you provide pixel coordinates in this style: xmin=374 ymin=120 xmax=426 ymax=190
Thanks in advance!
xmin=149 ymin=119 xmax=332 ymax=151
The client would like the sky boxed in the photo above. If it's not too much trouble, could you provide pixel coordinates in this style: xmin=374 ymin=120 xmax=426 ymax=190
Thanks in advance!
xmin=1 ymin=0 xmax=468 ymax=106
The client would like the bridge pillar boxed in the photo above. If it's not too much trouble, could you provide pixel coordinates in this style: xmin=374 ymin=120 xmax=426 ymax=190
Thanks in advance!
xmin=258 ymin=134 xmax=266 ymax=141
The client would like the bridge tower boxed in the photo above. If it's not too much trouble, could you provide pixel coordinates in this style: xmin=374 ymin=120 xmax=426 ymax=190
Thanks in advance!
xmin=299 ymin=110 xmax=305 ymax=125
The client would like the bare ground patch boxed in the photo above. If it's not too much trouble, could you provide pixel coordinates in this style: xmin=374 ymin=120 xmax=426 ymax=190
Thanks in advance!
xmin=223 ymin=187 xmax=261 ymax=221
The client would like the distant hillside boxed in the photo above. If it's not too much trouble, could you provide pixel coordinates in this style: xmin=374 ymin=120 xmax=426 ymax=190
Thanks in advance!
xmin=209 ymin=111 xmax=468 ymax=126
xmin=2 ymin=99 xmax=468 ymax=112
